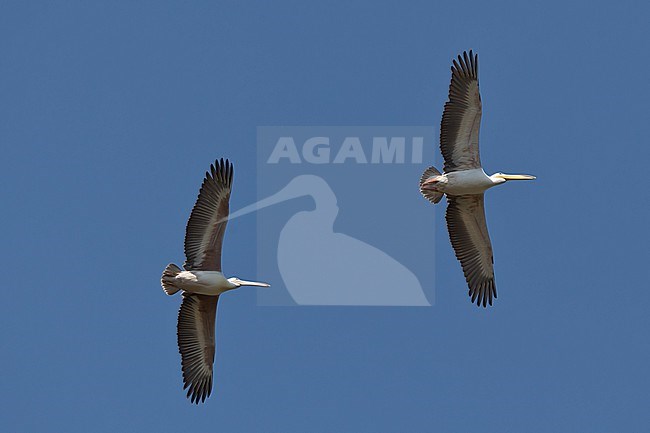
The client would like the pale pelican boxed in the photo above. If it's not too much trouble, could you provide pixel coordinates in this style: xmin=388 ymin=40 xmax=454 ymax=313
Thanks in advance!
xmin=419 ymin=50 xmax=535 ymax=307
xmin=161 ymin=158 xmax=270 ymax=403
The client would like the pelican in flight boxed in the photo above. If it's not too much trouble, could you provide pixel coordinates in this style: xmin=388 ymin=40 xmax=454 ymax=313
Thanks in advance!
xmin=419 ymin=50 xmax=535 ymax=307
xmin=161 ymin=159 xmax=270 ymax=403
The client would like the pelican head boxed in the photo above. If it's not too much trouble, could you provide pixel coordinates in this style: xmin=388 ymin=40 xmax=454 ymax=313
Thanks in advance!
xmin=490 ymin=172 xmax=536 ymax=185
xmin=228 ymin=277 xmax=271 ymax=288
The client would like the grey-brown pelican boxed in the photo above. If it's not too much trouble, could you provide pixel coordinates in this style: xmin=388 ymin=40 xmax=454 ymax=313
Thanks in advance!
xmin=161 ymin=159 xmax=269 ymax=403
xmin=419 ymin=50 xmax=535 ymax=307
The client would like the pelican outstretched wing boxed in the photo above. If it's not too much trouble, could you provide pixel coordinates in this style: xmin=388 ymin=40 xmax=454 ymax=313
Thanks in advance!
xmin=440 ymin=50 xmax=483 ymax=173
xmin=445 ymin=194 xmax=496 ymax=307
xmin=184 ymin=159 xmax=234 ymax=271
xmin=177 ymin=294 xmax=219 ymax=404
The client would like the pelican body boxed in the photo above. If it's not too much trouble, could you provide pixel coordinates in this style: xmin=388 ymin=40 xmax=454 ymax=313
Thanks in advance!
xmin=423 ymin=168 xmax=534 ymax=196
xmin=165 ymin=270 xmax=268 ymax=296
xmin=161 ymin=159 xmax=269 ymax=404
xmin=419 ymin=50 xmax=535 ymax=307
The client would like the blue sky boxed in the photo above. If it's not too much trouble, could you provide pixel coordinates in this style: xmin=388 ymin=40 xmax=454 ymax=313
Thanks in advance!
xmin=2 ymin=1 xmax=649 ymax=432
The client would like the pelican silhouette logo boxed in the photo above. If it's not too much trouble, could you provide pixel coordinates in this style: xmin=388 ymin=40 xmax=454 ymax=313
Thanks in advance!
xmin=231 ymin=126 xmax=436 ymax=306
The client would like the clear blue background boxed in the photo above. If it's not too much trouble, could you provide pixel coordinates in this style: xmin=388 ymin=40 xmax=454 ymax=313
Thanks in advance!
xmin=1 ymin=1 xmax=648 ymax=432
